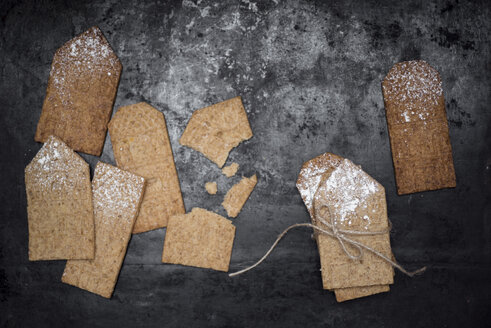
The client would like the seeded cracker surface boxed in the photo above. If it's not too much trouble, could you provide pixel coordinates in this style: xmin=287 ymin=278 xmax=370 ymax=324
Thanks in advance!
xmin=25 ymin=136 xmax=94 ymax=261
xmin=35 ymin=26 xmax=122 ymax=156
xmin=179 ymin=96 xmax=253 ymax=168
xmin=162 ymin=208 xmax=235 ymax=272
xmin=62 ymin=162 xmax=145 ymax=298
xmin=382 ymin=60 xmax=456 ymax=194
xmin=108 ymin=102 xmax=185 ymax=233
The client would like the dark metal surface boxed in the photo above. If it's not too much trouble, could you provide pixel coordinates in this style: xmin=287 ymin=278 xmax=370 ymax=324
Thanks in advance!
xmin=1 ymin=0 xmax=490 ymax=327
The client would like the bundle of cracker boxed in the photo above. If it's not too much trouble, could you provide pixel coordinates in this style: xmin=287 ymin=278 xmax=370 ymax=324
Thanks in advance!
xmin=297 ymin=153 xmax=394 ymax=302
xmin=108 ymin=102 xmax=185 ymax=233
xmin=35 ymin=26 xmax=122 ymax=156
xmin=25 ymin=136 xmax=94 ymax=261
xmin=62 ymin=162 xmax=145 ymax=298
xmin=382 ymin=60 xmax=456 ymax=194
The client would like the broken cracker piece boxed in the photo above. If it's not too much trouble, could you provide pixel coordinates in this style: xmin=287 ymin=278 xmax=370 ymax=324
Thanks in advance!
xmin=162 ymin=208 xmax=235 ymax=272
xmin=205 ymin=181 xmax=218 ymax=195
xmin=25 ymin=136 xmax=94 ymax=261
xmin=35 ymin=26 xmax=122 ymax=156
xmin=335 ymin=285 xmax=390 ymax=302
xmin=108 ymin=102 xmax=185 ymax=233
xmin=62 ymin=162 xmax=145 ymax=298
xmin=222 ymin=175 xmax=257 ymax=218
xmin=179 ymin=97 xmax=253 ymax=168
xmin=382 ymin=60 xmax=456 ymax=195
xmin=222 ymin=162 xmax=239 ymax=177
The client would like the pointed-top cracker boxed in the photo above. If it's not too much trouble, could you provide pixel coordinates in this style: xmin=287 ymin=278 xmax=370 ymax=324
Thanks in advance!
xmin=108 ymin=102 xmax=185 ymax=233
xmin=179 ymin=96 xmax=253 ymax=168
xmin=62 ymin=162 xmax=145 ymax=298
xmin=25 ymin=136 xmax=94 ymax=260
xmin=382 ymin=60 xmax=456 ymax=194
xmin=35 ymin=26 xmax=122 ymax=156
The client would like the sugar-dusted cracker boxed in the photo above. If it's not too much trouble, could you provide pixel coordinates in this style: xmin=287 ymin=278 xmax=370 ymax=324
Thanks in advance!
xmin=205 ymin=181 xmax=218 ymax=195
xmin=25 ymin=136 xmax=94 ymax=261
xmin=162 ymin=208 xmax=235 ymax=272
xmin=382 ymin=60 xmax=456 ymax=195
xmin=296 ymin=153 xmax=390 ymax=300
xmin=222 ymin=175 xmax=257 ymax=218
xmin=179 ymin=97 xmax=253 ymax=168
xmin=313 ymin=159 xmax=394 ymax=290
xmin=62 ymin=162 xmax=145 ymax=298
xmin=35 ymin=26 xmax=122 ymax=156
xmin=108 ymin=102 xmax=185 ymax=233
xmin=222 ymin=162 xmax=239 ymax=177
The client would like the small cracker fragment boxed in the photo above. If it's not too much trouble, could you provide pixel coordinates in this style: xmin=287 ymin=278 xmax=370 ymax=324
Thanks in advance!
xmin=108 ymin=102 xmax=185 ymax=233
xmin=25 ymin=136 xmax=94 ymax=261
xmin=382 ymin=60 xmax=456 ymax=195
xmin=179 ymin=97 xmax=253 ymax=168
xmin=222 ymin=163 xmax=239 ymax=177
xmin=313 ymin=159 xmax=394 ymax=290
xmin=62 ymin=162 xmax=145 ymax=298
xmin=297 ymin=153 xmax=391 ymax=301
xmin=205 ymin=181 xmax=218 ymax=195
xmin=35 ymin=26 xmax=122 ymax=156
xmin=162 ymin=208 xmax=235 ymax=272
xmin=222 ymin=175 xmax=257 ymax=218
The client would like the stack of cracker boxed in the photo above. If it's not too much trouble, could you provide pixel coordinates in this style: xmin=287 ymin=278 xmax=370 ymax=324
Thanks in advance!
xmin=297 ymin=153 xmax=394 ymax=302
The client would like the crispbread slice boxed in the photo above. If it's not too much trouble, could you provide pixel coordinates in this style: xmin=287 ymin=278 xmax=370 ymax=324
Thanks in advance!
xmin=35 ymin=26 xmax=122 ymax=156
xmin=222 ymin=162 xmax=239 ymax=177
xmin=62 ymin=162 xmax=145 ymax=298
xmin=25 ymin=136 xmax=94 ymax=261
xmin=162 ymin=208 xmax=235 ymax=272
xmin=179 ymin=97 xmax=253 ymax=168
xmin=108 ymin=102 xmax=185 ymax=233
xmin=296 ymin=153 xmax=391 ymax=300
xmin=382 ymin=60 xmax=456 ymax=194
xmin=313 ymin=159 xmax=394 ymax=290
xmin=222 ymin=175 xmax=257 ymax=218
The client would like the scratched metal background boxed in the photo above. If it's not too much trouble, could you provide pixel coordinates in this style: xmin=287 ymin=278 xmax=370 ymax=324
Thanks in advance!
xmin=1 ymin=0 xmax=490 ymax=327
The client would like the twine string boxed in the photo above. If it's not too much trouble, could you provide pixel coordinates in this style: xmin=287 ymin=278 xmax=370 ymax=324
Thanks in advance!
xmin=229 ymin=204 xmax=426 ymax=278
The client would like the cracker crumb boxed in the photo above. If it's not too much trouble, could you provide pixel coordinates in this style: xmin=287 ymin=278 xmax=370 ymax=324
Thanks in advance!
xmin=222 ymin=162 xmax=239 ymax=177
xmin=205 ymin=181 xmax=218 ymax=195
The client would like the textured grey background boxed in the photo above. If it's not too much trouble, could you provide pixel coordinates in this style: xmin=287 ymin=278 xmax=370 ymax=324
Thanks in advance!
xmin=1 ymin=0 xmax=490 ymax=327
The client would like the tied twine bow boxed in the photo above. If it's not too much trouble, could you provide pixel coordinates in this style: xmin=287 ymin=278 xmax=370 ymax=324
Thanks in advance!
xmin=229 ymin=203 xmax=426 ymax=277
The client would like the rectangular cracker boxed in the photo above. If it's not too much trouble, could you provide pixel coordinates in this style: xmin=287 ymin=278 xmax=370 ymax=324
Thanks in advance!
xmin=382 ymin=60 xmax=456 ymax=194
xmin=35 ymin=26 xmax=122 ymax=156
xmin=162 ymin=208 xmax=235 ymax=272
xmin=296 ymin=153 xmax=391 ymax=300
xmin=313 ymin=159 xmax=394 ymax=290
xmin=179 ymin=96 xmax=253 ymax=167
xmin=25 ymin=136 xmax=94 ymax=260
xmin=222 ymin=174 xmax=257 ymax=218
xmin=108 ymin=102 xmax=185 ymax=233
xmin=62 ymin=162 xmax=145 ymax=298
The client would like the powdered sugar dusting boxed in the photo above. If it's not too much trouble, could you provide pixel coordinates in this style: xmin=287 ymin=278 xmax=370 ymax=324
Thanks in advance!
xmin=314 ymin=159 xmax=381 ymax=229
xmin=92 ymin=162 xmax=145 ymax=224
xmin=382 ymin=60 xmax=443 ymax=123
xmin=25 ymin=136 xmax=88 ymax=191
xmin=297 ymin=160 xmax=331 ymax=211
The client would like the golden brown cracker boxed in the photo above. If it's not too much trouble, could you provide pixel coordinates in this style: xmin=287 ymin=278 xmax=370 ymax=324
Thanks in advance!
xmin=205 ymin=181 xmax=218 ymax=195
xmin=222 ymin=162 xmax=239 ymax=177
xmin=179 ymin=97 xmax=253 ymax=168
xmin=25 ymin=136 xmax=94 ymax=261
xmin=62 ymin=162 xmax=145 ymax=298
xmin=108 ymin=102 xmax=185 ymax=233
xmin=313 ymin=159 xmax=394 ymax=290
xmin=35 ymin=26 xmax=122 ymax=156
xmin=222 ymin=175 xmax=257 ymax=218
xmin=382 ymin=60 xmax=456 ymax=195
xmin=162 ymin=208 xmax=235 ymax=272
xmin=335 ymin=285 xmax=390 ymax=302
